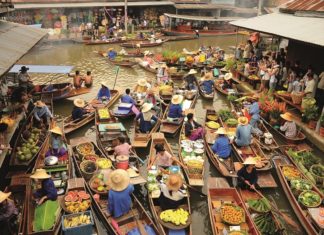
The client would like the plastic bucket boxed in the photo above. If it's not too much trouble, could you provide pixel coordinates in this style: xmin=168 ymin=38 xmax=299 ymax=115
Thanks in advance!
xmin=116 ymin=160 xmax=129 ymax=170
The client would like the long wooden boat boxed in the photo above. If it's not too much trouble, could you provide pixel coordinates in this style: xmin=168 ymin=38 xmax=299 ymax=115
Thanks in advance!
xmin=137 ymin=58 xmax=158 ymax=74
xmin=207 ymin=177 xmax=260 ymax=235
xmin=273 ymin=156 xmax=323 ymax=235
xmin=121 ymin=41 xmax=164 ymax=48
xmin=148 ymin=133 xmax=192 ymax=235
xmin=70 ymin=138 xmax=159 ymax=235
xmin=63 ymin=90 xmax=120 ymax=135
xmin=214 ymin=79 xmax=238 ymax=96
xmin=197 ymin=80 xmax=215 ymax=100
xmin=97 ymin=50 xmax=144 ymax=58
xmin=85 ymin=38 xmax=128 ymax=45
xmin=108 ymin=58 xmax=137 ymax=67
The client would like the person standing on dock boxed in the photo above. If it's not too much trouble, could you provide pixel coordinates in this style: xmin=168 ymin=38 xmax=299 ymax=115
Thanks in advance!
xmin=18 ymin=66 xmax=34 ymax=93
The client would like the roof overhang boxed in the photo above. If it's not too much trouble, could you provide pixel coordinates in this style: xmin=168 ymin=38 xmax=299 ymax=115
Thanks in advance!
xmin=9 ymin=65 xmax=74 ymax=74
xmin=164 ymin=13 xmax=241 ymax=22
xmin=0 ymin=20 xmax=48 ymax=77
xmin=174 ymin=3 xmax=234 ymax=10
xmin=230 ymin=12 xmax=324 ymax=47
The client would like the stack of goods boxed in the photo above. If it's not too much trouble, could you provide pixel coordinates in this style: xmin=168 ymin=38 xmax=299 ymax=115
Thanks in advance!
xmin=180 ymin=139 xmax=204 ymax=177
xmin=98 ymin=108 xmax=110 ymax=120
xmin=90 ymin=172 xmax=110 ymax=194
xmin=62 ymin=211 xmax=94 ymax=235
xmin=247 ymin=198 xmax=271 ymax=213
xmin=253 ymin=213 xmax=277 ymax=235
xmin=64 ymin=190 xmax=91 ymax=213
xmin=160 ymin=208 xmax=189 ymax=226
xmin=221 ymin=204 xmax=245 ymax=225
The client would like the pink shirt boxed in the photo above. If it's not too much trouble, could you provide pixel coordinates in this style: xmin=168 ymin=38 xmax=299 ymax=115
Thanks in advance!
xmin=114 ymin=143 xmax=131 ymax=156
xmin=156 ymin=151 xmax=173 ymax=167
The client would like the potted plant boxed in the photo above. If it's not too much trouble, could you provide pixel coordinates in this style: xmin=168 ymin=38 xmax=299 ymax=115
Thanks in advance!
xmin=303 ymin=105 xmax=319 ymax=130
xmin=319 ymin=115 xmax=324 ymax=137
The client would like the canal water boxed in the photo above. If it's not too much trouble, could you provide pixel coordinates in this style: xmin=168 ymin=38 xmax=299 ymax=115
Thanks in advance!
xmin=18 ymin=35 xmax=305 ymax=235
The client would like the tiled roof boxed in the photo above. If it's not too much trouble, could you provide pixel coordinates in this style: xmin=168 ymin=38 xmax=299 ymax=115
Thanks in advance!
xmin=282 ymin=0 xmax=324 ymax=12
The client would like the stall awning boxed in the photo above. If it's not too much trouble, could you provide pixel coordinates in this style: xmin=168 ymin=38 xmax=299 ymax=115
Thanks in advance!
xmin=164 ymin=13 xmax=241 ymax=22
xmin=0 ymin=21 xmax=48 ymax=77
xmin=230 ymin=13 xmax=324 ymax=47
xmin=9 ymin=65 xmax=74 ymax=74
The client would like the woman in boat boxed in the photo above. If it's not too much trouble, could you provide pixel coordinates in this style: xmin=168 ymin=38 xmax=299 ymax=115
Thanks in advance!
xmin=107 ymin=48 xmax=117 ymax=60
xmin=114 ymin=136 xmax=131 ymax=157
xmin=30 ymin=169 xmax=57 ymax=205
xmin=211 ymin=128 xmax=231 ymax=159
xmin=157 ymin=64 xmax=169 ymax=84
xmin=237 ymin=157 xmax=258 ymax=190
xmin=159 ymin=174 xmax=186 ymax=210
xmin=135 ymin=103 xmax=158 ymax=133
xmin=0 ymin=191 xmax=18 ymax=224
xmin=33 ymin=100 xmax=53 ymax=128
xmin=184 ymin=69 xmax=197 ymax=90
xmin=235 ymin=117 xmax=252 ymax=147
xmin=144 ymin=89 xmax=165 ymax=113
xmin=222 ymin=73 xmax=233 ymax=90
xmin=143 ymin=51 xmax=154 ymax=66
xmin=107 ymin=169 xmax=134 ymax=218
xmin=121 ymin=88 xmax=136 ymax=105
xmin=246 ymin=95 xmax=261 ymax=133
xmin=167 ymin=95 xmax=184 ymax=121
xmin=45 ymin=126 xmax=67 ymax=159
xmin=97 ymin=82 xmax=111 ymax=101
xmin=184 ymin=113 xmax=204 ymax=141
xmin=72 ymin=98 xmax=88 ymax=121
xmin=136 ymin=79 xmax=149 ymax=94
xmin=279 ymin=112 xmax=297 ymax=138
xmin=200 ymin=73 xmax=214 ymax=95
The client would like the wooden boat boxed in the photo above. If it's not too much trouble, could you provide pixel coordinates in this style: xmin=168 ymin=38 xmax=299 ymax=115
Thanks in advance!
xmin=97 ymin=50 xmax=144 ymax=58
xmin=121 ymin=41 xmax=164 ymax=48
xmin=148 ymin=133 xmax=192 ymax=235
xmin=207 ymin=177 xmax=259 ymax=235
xmin=198 ymin=81 xmax=215 ymax=100
xmin=204 ymin=109 xmax=237 ymax=178
xmin=273 ymin=156 xmax=323 ymax=235
xmin=85 ymin=38 xmax=127 ymax=45
xmin=63 ymin=90 xmax=120 ymax=135
xmin=108 ymin=58 xmax=137 ymax=67
xmin=137 ymin=59 xmax=158 ymax=74
xmin=214 ymin=79 xmax=238 ymax=96
xmin=70 ymin=138 xmax=159 ymax=234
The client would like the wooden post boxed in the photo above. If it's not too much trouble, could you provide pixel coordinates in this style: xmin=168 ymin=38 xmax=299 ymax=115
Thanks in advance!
xmin=124 ymin=0 xmax=128 ymax=34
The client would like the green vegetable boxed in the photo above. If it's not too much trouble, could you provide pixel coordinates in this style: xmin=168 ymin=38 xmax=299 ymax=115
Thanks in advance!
xmin=298 ymin=190 xmax=321 ymax=207
xmin=227 ymin=94 xmax=239 ymax=102
xmin=290 ymin=179 xmax=312 ymax=191
xmin=218 ymin=109 xmax=235 ymax=122
xmin=226 ymin=118 xmax=238 ymax=127
xmin=33 ymin=200 xmax=60 ymax=232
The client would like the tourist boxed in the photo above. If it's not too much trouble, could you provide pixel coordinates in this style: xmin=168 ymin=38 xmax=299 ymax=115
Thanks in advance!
xmin=184 ymin=113 xmax=204 ymax=141
xmin=243 ymin=40 xmax=253 ymax=62
xmin=97 ymin=82 xmax=111 ymax=101
xmin=114 ymin=136 xmax=131 ymax=157
xmin=18 ymin=66 xmax=34 ymax=93
xmin=121 ymin=88 xmax=135 ymax=105
xmin=303 ymin=73 xmax=316 ymax=98
xmin=279 ymin=61 xmax=290 ymax=88
xmin=168 ymin=95 xmax=183 ymax=121
xmin=107 ymin=169 xmax=134 ymax=218
xmin=68 ymin=70 xmax=82 ymax=89
xmin=45 ymin=126 xmax=67 ymax=159
xmin=135 ymin=103 xmax=158 ymax=133
xmin=136 ymin=79 xmax=149 ymax=93
xmin=31 ymin=169 xmax=57 ymax=205
xmin=287 ymin=68 xmax=297 ymax=92
xmin=184 ymin=69 xmax=197 ymax=90
xmin=235 ymin=117 xmax=252 ymax=147
xmin=0 ymin=191 xmax=18 ymax=226
xmin=33 ymin=101 xmax=53 ymax=127
xmin=157 ymin=64 xmax=169 ymax=84
xmin=72 ymin=98 xmax=88 ymax=121
xmin=280 ymin=112 xmax=297 ymax=138
xmin=107 ymin=48 xmax=117 ymax=60
xmin=200 ymin=73 xmax=214 ymax=94
xmin=222 ymin=73 xmax=233 ymax=90
xmin=269 ymin=61 xmax=280 ymax=91
xmin=83 ymin=71 xmax=93 ymax=88
xmin=159 ymin=174 xmax=186 ymax=210
xmin=237 ymin=157 xmax=258 ymax=190
xmin=212 ymin=128 xmax=231 ymax=159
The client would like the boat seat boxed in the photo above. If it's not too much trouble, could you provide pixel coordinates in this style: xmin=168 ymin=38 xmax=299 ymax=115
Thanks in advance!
xmin=114 ymin=209 xmax=139 ymax=224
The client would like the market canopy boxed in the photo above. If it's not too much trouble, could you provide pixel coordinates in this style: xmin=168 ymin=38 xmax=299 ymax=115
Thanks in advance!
xmin=230 ymin=12 xmax=324 ymax=47
xmin=164 ymin=13 xmax=241 ymax=22
xmin=9 ymin=65 xmax=74 ymax=74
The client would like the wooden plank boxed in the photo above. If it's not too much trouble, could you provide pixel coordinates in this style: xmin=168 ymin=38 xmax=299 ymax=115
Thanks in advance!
xmin=257 ymin=172 xmax=277 ymax=188
xmin=130 ymin=176 xmax=146 ymax=185
xmin=188 ymin=178 xmax=204 ymax=187
xmin=208 ymin=177 xmax=230 ymax=189
xmin=69 ymin=137 xmax=90 ymax=146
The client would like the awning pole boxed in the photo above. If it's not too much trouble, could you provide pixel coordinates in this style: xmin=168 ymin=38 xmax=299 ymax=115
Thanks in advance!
xmin=235 ymin=27 xmax=239 ymax=49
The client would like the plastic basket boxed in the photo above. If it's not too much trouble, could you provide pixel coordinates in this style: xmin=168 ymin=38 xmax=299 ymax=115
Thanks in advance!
xmin=62 ymin=210 xmax=94 ymax=235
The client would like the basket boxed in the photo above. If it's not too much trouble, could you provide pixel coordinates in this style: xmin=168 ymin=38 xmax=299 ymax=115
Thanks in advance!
xmin=62 ymin=210 xmax=94 ymax=235
xmin=82 ymin=154 xmax=99 ymax=162
xmin=301 ymin=97 xmax=316 ymax=110
xmin=310 ymin=164 xmax=324 ymax=185
xmin=221 ymin=204 xmax=245 ymax=225
xmin=291 ymin=92 xmax=303 ymax=105
xmin=298 ymin=190 xmax=321 ymax=208
xmin=80 ymin=160 xmax=98 ymax=181
xmin=76 ymin=143 xmax=95 ymax=158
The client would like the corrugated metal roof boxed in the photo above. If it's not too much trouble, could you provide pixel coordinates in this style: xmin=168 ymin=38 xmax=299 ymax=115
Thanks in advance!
xmin=230 ymin=13 xmax=324 ymax=46
xmin=283 ymin=0 xmax=324 ymax=12
xmin=164 ymin=13 xmax=241 ymax=21
xmin=0 ymin=20 xmax=47 ymax=77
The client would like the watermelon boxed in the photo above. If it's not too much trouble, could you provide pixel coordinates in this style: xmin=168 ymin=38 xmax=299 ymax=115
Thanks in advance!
xmin=64 ymin=195 xmax=73 ymax=202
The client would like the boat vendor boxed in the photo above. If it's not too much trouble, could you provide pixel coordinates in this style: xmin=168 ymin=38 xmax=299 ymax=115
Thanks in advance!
xmin=184 ymin=69 xmax=197 ymax=90
xmin=246 ymin=95 xmax=261 ymax=132
xmin=222 ymin=73 xmax=233 ymax=90
xmin=136 ymin=79 xmax=149 ymax=93
xmin=135 ymin=103 xmax=158 ymax=133
xmin=184 ymin=113 xmax=204 ymax=141
xmin=0 ymin=191 xmax=18 ymax=224
xmin=200 ymin=73 xmax=214 ymax=94
xmin=97 ymin=82 xmax=111 ymax=101
xmin=30 ymin=169 xmax=57 ymax=205
xmin=303 ymin=73 xmax=316 ymax=98
xmin=159 ymin=174 xmax=186 ymax=210
xmin=33 ymin=101 xmax=53 ymax=128
xmin=144 ymin=89 xmax=165 ymax=112
xmin=107 ymin=169 xmax=134 ymax=218
xmin=107 ymin=48 xmax=117 ymax=60
xmin=121 ymin=88 xmax=136 ymax=105
xmin=157 ymin=64 xmax=169 ymax=84
xmin=167 ymin=95 xmax=184 ymax=121
xmin=237 ymin=157 xmax=258 ymax=190
xmin=83 ymin=71 xmax=93 ymax=88
xmin=114 ymin=136 xmax=131 ymax=157
xmin=212 ymin=128 xmax=231 ymax=159
xmin=45 ymin=126 xmax=67 ymax=159
xmin=68 ymin=70 xmax=82 ymax=89
xmin=143 ymin=51 xmax=154 ymax=66
xmin=234 ymin=117 xmax=252 ymax=147
xmin=72 ymin=98 xmax=88 ymax=121
xmin=18 ymin=66 xmax=34 ymax=93
xmin=279 ymin=112 xmax=297 ymax=138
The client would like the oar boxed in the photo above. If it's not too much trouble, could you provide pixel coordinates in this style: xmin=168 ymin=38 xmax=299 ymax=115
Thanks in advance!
xmin=131 ymin=205 xmax=148 ymax=235
xmin=183 ymin=182 xmax=206 ymax=197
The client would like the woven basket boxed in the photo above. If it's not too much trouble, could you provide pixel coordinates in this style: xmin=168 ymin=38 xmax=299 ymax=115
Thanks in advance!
xmin=310 ymin=164 xmax=324 ymax=185
xmin=291 ymin=92 xmax=303 ymax=105
xmin=80 ymin=160 xmax=98 ymax=181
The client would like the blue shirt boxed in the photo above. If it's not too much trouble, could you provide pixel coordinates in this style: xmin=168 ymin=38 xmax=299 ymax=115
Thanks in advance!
xmin=97 ymin=87 xmax=111 ymax=100
xmin=34 ymin=106 xmax=53 ymax=121
xmin=235 ymin=124 xmax=252 ymax=147
xmin=136 ymin=112 xmax=158 ymax=133
xmin=108 ymin=51 xmax=117 ymax=60
xmin=201 ymin=80 xmax=214 ymax=94
xmin=211 ymin=136 xmax=231 ymax=158
xmin=168 ymin=104 xmax=183 ymax=118
xmin=72 ymin=107 xmax=86 ymax=120
xmin=33 ymin=178 xmax=57 ymax=201
xmin=108 ymin=184 xmax=134 ymax=218
xmin=121 ymin=94 xmax=135 ymax=104
xmin=248 ymin=101 xmax=260 ymax=121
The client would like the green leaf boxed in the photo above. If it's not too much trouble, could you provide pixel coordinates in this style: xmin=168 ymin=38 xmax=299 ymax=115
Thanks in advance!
xmin=33 ymin=200 xmax=60 ymax=232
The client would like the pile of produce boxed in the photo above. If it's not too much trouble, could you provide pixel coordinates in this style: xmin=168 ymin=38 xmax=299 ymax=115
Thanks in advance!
xmin=96 ymin=158 xmax=112 ymax=169
xmin=298 ymin=190 xmax=321 ymax=208
xmin=159 ymin=85 xmax=173 ymax=95
xmin=218 ymin=109 xmax=235 ymax=122
xmin=277 ymin=90 xmax=288 ymax=95
xmin=63 ymin=213 xmax=92 ymax=228
xmin=64 ymin=190 xmax=90 ymax=213
xmin=90 ymin=173 xmax=110 ymax=193
xmin=147 ymin=166 xmax=159 ymax=193
xmin=290 ymin=179 xmax=312 ymax=191
xmin=98 ymin=108 xmax=110 ymax=120
xmin=282 ymin=166 xmax=301 ymax=180
xmin=254 ymin=213 xmax=277 ymax=235
xmin=247 ymin=198 xmax=271 ymax=213
xmin=248 ymin=75 xmax=259 ymax=80
xmin=227 ymin=94 xmax=239 ymax=102
xmin=76 ymin=143 xmax=94 ymax=156
xmin=206 ymin=121 xmax=220 ymax=129
xmin=207 ymin=114 xmax=218 ymax=121
xmin=229 ymin=232 xmax=247 ymax=235
xmin=83 ymin=154 xmax=98 ymax=162
xmin=221 ymin=204 xmax=245 ymax=225
xmin=181 ymin=139 xmax=205 ymax=174
xmin=16 ymin=128 xmax=42 ymax=161
xmin=310 ymin=164 xmax=324 ymax=184
xmin=225 ymin=118 xmax=238 ymax=127
xmin=160 ymin=208 xmax=189 ymax=226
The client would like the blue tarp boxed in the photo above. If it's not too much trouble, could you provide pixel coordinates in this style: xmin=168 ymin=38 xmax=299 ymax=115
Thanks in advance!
xmin=9 ymin=65 xmax=74 ymax=74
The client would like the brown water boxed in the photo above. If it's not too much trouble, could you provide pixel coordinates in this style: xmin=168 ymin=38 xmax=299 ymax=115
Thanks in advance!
xmin=19 ymin=36 xmax=305 ymax=235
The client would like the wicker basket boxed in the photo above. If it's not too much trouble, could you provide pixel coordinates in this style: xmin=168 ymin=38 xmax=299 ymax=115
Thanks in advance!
xmin=310 ymin=164 xmax=324 ymax=185
xmin=80 ymin=160 xmax=98 ymax=181
xmin=291 ymin=92 xmax=303 ymax=105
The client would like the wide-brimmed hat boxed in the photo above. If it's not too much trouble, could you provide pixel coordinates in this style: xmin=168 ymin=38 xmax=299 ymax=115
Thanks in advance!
xmin=118 ymin=29 xmax=123 ymax=33
xmin=30 ymin=169 xmax=51 ymax=179
xmin=144 ymin=50 xmax=151 ymax=56
xmin=108 ymin=169 xmax=130 ymax=192
xmin=108 ymin=48 xmax=113 ymax=51
xmin=136 ymin=44 xmax=141 ymax=48
xmin=203 ymin=73 xmax=212 ymax=80
xmin=116 ymin=155 xmax=129 ymax=161
xmin=0 ymin=191 xmax=11 ymax=203
xmin=216 ymin=127 xmax=227 ymax=135
xmin=138 ymin=78 xmax=147 ymax=87
xmin=238 ymin=117 xmax=248 ymax=125
xmin=243 ymin=157 xmax=257 ymax=165
xmin=141 ymin=103 xmax=153 ymax=113
xmin=166 ymin=174 xmax=183 ymax=191
xmin=101 ymin=81 xmax=108 ymax=87
xmin=73 ymin=98 xmax=85 ymax=108
xmin=224 ymin=73 xmax=232 ymax=81
xmin=171 ymin=95 xmax=183 ymax=105
xmin=188 ymin=69 xmax=197 ymax=75
xmin=49 ymin=126 xmax=63 ymax=136
xmin=34 ymin=100 xmax=46 ymax=108
xmin=20 ymin=66 xmax=29 ymax=72
xmin=280 ymin=112 xmax=293 ymax=122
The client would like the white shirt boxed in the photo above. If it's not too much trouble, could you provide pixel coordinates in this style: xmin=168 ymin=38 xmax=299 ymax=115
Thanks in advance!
xmin=160 ymin=184 xmax=185 ymax=201
xmin=318 ymin=72 xmax=324 ymax=90
xmin=304 ymin=79 xmax=316 ymax=98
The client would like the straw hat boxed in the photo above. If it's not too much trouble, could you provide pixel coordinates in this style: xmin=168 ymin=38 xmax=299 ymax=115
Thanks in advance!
xmin=138 ymin=78 xmax=147 ymax=87
xmin=243 ymin=157 xmax=257 ymax=165
xmin=0 ymin=191 xmax=11 ymax=203
xmin=171 ymin=95 xmax=183 ymax=105
xmin=188 ymin=69 xmax=197 ymax=75
xmin=141 ymin=103 xmax=153 ymax=113
xmin=108 ymin=48 xmax=113 ymax=51
xmin=49 ymin=126 xmax=63 ymax=136
xmin=238 ymin=117 xmax=248 ymax=125
xmin=203 ymin=73 xmax=212 ymax=81
xmin=101 ymin=81 xmax=108 ymax=87
xmin=280 ymin=112 xmax=293 ymax=122
xmin=224 ymin=73 xmax=232 ymax=81
xmin=34 ymin=100 xmax=46 ymax=108
xmin=216 ymin=127 xmax=227 ymax=135
xmin=30 ymin=169 xmax=51 ymax=179
xmin=20 ymin=66 xmax=29 ymax=72
xmin=144 ymin=50 xmax=151 ymax=56
xmin=136 ymin=44 xmax=141 ymax=48
xmin=108 ymin=169 xmax=130 ymax=192
xmin=118 ymin=29 xmax=123 ymax=33
xmin=73 ymin=98 xmax=85 ymax=108
xmin=166 ymin=174 xmax=183 ymax=191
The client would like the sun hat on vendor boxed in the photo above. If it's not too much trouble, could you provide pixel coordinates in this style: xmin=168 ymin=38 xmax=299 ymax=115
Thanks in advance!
xmin=34 ymin=100 xmax=46 ymax=108
xmin=0 ymin=191 xmax=11 ymax=203
xmin=238 ymin=116 xmax=248 ymax=126
xmin=73 ymin=98 xmax=85 ymax=108
xmin=166 ymin=174 xmax=183 ymax=191
xmin=141 ymin=103 xmax=153 ymax=113
xmin=224 ymin=73 xmax=232 ymax=81
xmin=144 ymin=50 xmax=152 ymax=56
xmin=108 ymin=169 xmax=130 ymax=192
xmin=136 ymin=44 xmax=141 ymax=48
xmin=49 ymin=126 xmax=63 ymax=136
xmin=243 ymin=157 xmax=257 ymax=165
xmin=137 ymin=78 xmax=147 ymax=87
xmin=171 ymin=95 xmax=183 ymax=105
xmin=161 ymin=63 xmax=168 ymax=69
xmin=30 ymin=169 xmax=51 ymax=179
xmin=216 ymin=127 xmax=227 ymax=135
xmin=108 ymin=48 xmax=114 ymax=51
xmin=188 ymin=69 xmax=197 ymax=75
xmin=101 ymin=81 xmax=109 ymax=87
xmin=203 ymin=73 xmax=213 ymax=81
xmin=280 ymin=112 xmax=293 ymax=122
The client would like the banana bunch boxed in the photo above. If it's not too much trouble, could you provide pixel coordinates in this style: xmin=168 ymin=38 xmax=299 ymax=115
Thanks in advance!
xmin=63 ymin=214 xmax=91 ymax=228
xmin=160 ymin=208 xmax=189 ymax=226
